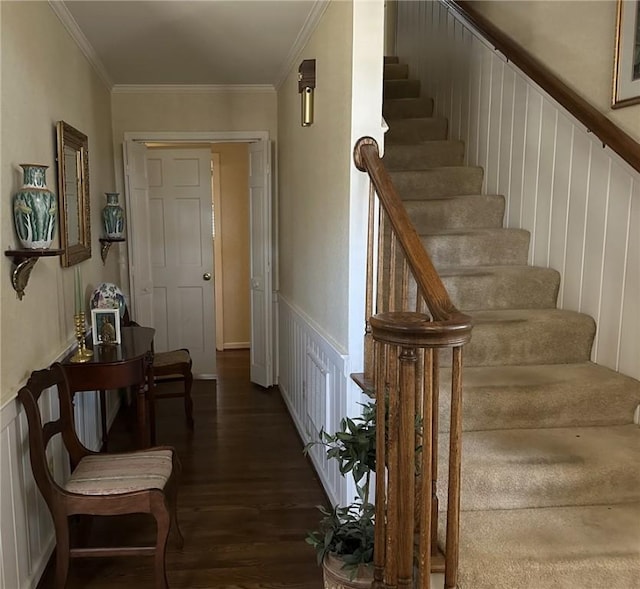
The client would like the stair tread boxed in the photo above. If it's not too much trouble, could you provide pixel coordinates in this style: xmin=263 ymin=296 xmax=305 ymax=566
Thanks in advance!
xmin=468 ymin=307 xmax=593 ymax=322
xmin=444 ymin=502 xmax=640 ymax=589
xmin=439 ymin=362 xmax=640 ymax=431
xmin=438 ymin=264 xmax=557 ymax=277
xmin=419 ymin=226 xmax=528 ymax=236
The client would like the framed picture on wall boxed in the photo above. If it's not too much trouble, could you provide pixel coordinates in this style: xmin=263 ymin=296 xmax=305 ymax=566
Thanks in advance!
xmin=612 ymin=0 xmax=640 ymax=108
xmin=91 ymin=308 xmax=121 ymax=345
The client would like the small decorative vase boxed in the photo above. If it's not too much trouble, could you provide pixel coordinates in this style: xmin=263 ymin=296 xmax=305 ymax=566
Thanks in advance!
xmin=102 ymin=192 xmax=124 ymax=238
xmin=13 ymin=164 xmax=57 ymax=249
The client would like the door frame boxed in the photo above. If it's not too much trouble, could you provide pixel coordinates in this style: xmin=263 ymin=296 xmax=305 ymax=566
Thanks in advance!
xmin=123 ymin=130 xmax=274 ymax=386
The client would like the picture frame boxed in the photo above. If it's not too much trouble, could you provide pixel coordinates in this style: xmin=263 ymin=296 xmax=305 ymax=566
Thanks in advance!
xmin=91 ymin=308 xmax=121 ymax=345
xmin=612 ymin=0 xmax=640 ymax=108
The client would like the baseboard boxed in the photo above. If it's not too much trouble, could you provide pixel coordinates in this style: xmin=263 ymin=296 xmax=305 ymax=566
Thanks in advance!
xmin=222 ymin=342 xmax=250 ymax=349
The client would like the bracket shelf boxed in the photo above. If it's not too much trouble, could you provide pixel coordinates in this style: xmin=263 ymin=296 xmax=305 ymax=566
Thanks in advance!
xmin=4 ymin=249 xmax=63 ymax=300
xmin=99 ymin=237 xmax=125 ymax=264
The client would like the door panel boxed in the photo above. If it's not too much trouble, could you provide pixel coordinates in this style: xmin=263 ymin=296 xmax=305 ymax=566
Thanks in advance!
xmin=124 ymin=141 xmax=154 ymax=328
xmin=147 ymin=148 xmax=216 ymax=377
xmin=249 ymin=140 xmax=272 ymax=387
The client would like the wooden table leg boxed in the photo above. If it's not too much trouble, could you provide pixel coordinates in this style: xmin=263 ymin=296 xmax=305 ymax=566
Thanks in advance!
xmin=99 ymin=389 xmax=108 ymax=451
xmin=136 ymin=382 xmax=149 ymax=448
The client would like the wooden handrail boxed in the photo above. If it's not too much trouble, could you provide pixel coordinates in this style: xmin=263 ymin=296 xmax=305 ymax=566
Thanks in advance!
xmin=451 ymin=0 xmax=640 ymax=175
xmin=354 ymin=137 xmax=472 ymax=331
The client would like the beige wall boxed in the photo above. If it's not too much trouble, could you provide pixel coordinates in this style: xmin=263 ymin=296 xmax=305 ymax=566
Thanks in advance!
xmin=277 ymin=0 xmax=354 ymax=349
xmin=1 ymin=2 xmax=117 ymax=405
xmin=472 ymin=1 xmax=640 ymax=144
xmin=213 ymin=143 xmax=251 ymax=348
xmin=111 ymin=89 xmax=276 ymax=190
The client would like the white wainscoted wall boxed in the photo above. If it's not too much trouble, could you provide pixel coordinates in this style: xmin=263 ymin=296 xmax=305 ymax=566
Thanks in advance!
xmin=396 ymin=0 xmax=640 ymax=381
xmin=0 ymin=364 xmax=115 ymax=589
xmin=279 ymin=294 xmax=367 ymax=508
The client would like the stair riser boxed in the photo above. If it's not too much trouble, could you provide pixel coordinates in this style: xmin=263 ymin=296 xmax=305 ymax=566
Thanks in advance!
xmin=393 ymin=167 xmax=484 ymax=199
xmin=383 ymin=63 xmax=409 ymax=79
xmin=406 ymin=196 xmax=505 ymax=232
xmin=422 ymin=230 xmax=530 ymax=267
xmin=384 ymin=79 xmax=421 ymax=99
xmin=384 ymin=141 xmax=464 ymax=169
xmin=437 ymin=426 xmax=640 ymax=511
xmin=440 ymin=503 xmax=640 ymax=589
xmin=442 ymin=313 xmax=596 ymax=366
xmin=383 ymin=97 xmax=434 ymax=119
xmin=438 ymin=366 xmax=640 ymax=432
xmin=441 ymin=267 xmax=560 ymax=310
xmin=386 ymin=119 xmax=448 ymax=143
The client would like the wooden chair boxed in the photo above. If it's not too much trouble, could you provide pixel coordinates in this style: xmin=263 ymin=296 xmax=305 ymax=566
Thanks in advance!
xmin=18 ymin=363 xmax=184 ymax=589
xmin=122 ymin=308 xmax=194 ymax=438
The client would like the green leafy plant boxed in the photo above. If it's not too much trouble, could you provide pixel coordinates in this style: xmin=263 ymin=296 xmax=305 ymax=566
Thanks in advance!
xmin=304 ymin=402 xmax=377 ymax=574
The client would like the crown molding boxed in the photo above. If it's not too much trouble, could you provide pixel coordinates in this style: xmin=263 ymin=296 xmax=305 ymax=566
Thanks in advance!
xmin=274 ymin=0 xmax=330 ymax=91
xmin=112 ymin=84 xmax=276 ymax=95
xmin=48 ymin=0 xmax=113 ymax=89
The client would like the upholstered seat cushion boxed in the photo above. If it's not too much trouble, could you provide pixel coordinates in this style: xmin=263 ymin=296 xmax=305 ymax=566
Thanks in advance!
xmin=65 ymin=449 xmax=173 ymax=495
xmin=154 ymin=350 xmax=190 ymax=369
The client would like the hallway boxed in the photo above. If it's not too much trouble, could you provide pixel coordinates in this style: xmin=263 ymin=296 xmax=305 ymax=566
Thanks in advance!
xmin=37 ymin=350 xmax=326 ymax=589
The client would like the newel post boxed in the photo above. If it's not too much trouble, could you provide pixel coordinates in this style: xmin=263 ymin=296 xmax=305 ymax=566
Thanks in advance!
xmin=370 ymin=311 xmax=472 ymax=589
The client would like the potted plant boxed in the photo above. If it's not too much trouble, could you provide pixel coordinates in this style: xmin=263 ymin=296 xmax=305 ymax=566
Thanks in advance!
xmin=305 ymin=402 xmax=377 ymax=588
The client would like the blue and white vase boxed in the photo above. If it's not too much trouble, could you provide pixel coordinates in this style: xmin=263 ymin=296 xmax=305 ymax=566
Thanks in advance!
xmin=102 ymin=192 xmax=124 ymax=238
xmin=13 ymin=164 xmax=57 ymax=249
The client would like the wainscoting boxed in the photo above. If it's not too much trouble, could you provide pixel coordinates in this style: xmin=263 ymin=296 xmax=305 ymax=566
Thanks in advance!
xmin=0 ymin=359 xmax=116 ymax=589
xmin=396 ymin=0 xmax=639 ymax=381
xmin=278 ymin=295 xmax=361 ymax=508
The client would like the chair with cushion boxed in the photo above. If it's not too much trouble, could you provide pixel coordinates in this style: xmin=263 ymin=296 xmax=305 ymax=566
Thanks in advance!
xmin=122 ymin=307 xmax=194 ymax=439
xmin=18 ymin=363 xmax=183 ymax=589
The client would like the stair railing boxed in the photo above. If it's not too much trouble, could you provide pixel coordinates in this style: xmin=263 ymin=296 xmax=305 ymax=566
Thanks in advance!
xmin=353 ymin=137 xmax=472 ymax=589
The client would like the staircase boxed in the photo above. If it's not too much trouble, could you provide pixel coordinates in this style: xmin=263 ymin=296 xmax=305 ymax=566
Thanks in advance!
xmin=382 ymin=57 xmax=640 ymax=589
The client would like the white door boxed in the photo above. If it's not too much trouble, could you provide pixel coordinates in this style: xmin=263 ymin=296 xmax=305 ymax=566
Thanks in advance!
xmin=248 ymin=141 xmax=273 ymax=387
xmin=124 ymin=141 xmax=154 ymax=327
xmin=146 ymin=148 xmax=216 ymax=377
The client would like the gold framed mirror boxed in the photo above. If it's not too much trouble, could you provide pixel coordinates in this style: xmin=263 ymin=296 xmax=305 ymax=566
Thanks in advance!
xmin=56 ymin=121 xmax=91 ymax=267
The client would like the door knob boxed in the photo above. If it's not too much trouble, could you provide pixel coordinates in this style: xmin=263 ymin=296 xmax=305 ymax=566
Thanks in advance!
xmin=203 ymin=272 xmax=212 ymax=281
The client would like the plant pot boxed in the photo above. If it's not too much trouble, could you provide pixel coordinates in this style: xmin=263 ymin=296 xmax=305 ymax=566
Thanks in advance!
xmin=322 ymin=553 xmax=373 ymax=589
xmin=13 ymin=164 xmax=57 ymax=249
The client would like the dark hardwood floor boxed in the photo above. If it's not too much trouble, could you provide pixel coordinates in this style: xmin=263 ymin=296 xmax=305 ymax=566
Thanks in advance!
xmin=37 ymin=350 xmax=326 ymax=589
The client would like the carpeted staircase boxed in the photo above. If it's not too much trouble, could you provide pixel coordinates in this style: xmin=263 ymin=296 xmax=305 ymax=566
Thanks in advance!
xmin=382 ymin=57 xmax=640 ymax=589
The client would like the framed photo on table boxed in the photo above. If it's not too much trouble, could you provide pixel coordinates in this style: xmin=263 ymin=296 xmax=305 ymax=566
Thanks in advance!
xmin=91 ymin=308 xmax=121 ymax=345
xmin=612 ymin=0 xmax=640 ymax=108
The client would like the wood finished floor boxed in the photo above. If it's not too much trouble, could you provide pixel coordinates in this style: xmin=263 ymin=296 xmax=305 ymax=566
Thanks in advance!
xmin=37 ymin=350 xmax=326 ymax=589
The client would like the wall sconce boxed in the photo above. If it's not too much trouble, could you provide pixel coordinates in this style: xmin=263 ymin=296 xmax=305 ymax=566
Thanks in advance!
xmin=298 ymin=59 xmax=316 ymax=127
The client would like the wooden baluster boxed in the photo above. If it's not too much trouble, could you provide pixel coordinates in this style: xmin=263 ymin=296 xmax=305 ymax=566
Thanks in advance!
xmin=376 ymin=207 xmax=386 ymax=315
xmin=419 ymin=348 xmax=434 ymax=589
xmin=445 ymin=346 xmax=463 ymax=589
xmin=373 ymin=340 xmax=387 ymax=589
xmin=414 ymin=347 xmax=424 ymax=534
xmin=385 ymin=345 xmax=399 ymax=589
xmin=401 ymin=257 xmax=410 ymax=311
xmin=388 ymin=231 xmax=397 ymax=313
xmin=364 ymin=181 xmax=377 ymax=381
xmin=398 ymin=346 xmax=417 ymax=589
xmin=431 ymin=350 xmax=440 ymax=555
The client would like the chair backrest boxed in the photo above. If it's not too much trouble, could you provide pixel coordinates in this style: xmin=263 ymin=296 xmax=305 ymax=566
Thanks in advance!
xmin=122 ymin=304 xmax=140 ymax=328
xmin=18 ymin=364 xmax=89 ymax=505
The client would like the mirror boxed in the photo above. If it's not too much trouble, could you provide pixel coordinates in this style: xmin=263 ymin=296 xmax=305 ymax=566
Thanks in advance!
xmin=56 ymin=121 xmax=91 ymax=266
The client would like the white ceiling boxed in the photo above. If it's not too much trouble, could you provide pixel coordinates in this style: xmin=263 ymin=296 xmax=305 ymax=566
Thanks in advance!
xmin=60 ymin=0 xmax=323 ymax=87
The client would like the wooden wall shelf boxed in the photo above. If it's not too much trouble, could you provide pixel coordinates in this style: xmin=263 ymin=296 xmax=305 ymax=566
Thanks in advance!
xmin=4 ymin=249 xmax=64 ymax=300
xmin=99 ymin=237 xmax=125 ymax=264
